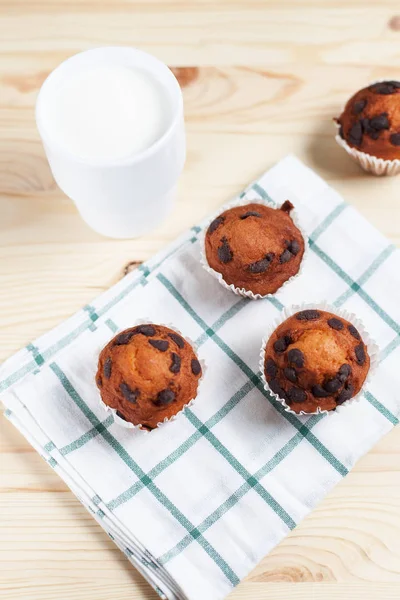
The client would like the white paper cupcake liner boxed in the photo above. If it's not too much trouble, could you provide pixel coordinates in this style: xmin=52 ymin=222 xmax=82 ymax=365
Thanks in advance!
xmin=334 ymin=79 xmax=400 ymax=176
xmin=200 ymin=196 xmax=309 ymax=300
xmin=259 ymin=301 xmax=380 ymax=417
xmin=335 ymin=132 xmax=400 ymax=176
xmin=98 ymin=320 xmax=205 ymax=432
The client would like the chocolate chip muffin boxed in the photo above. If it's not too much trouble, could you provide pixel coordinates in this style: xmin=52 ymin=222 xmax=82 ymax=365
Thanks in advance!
xmin=204 ymin=201 xmax=305 ymax=296
xmin=96 ymin=324 xmax=202 ymax=430
xmin=336 ymin=81 xmax=400 ymax=160
xmin=263 ymin=309 xmax=370 ymax=413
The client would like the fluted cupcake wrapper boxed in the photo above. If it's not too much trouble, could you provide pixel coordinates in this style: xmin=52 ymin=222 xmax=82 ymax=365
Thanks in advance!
xmin=335 ymin=79 xmax=400 ymax=176
xmin=259 ymin=301 xmax=380 ymax=417
xmin=98 ymin=320 xmax=205 ymax=432
xmin=335 ymin=132 xmax=400 ymax=176
xmin=200 ymin=196 xmax=309 ymax=300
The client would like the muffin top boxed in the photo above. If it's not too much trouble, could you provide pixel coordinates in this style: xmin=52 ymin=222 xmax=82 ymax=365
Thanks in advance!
xmin=264 ymin=309 xmax=370 ymax=413
xmin=204 ymin=201 xmax=305 ymax=296
xmin=337 ymin=81 xmax=400 ymax=160
xmin=96 ymin=324 xmax=202 ymax=430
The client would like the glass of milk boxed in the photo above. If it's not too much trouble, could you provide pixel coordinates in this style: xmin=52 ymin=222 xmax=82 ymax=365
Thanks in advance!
xmin=36 ymin=47 xmax=185 ymax=238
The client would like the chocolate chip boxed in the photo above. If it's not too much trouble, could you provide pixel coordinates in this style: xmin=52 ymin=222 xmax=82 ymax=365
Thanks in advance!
xmin=240 ymin=211 xmax=262 ymax=219
xmin=279 ymin=249 xmax=292 ymax=264
xmin=323 ymin=377 xmax=341 ymax=394
xmin=348 ymin=324 xmax=361 ymax=340
xmin=370 ymin=81 xmax=400 ymax=95
xmin=370 ymin=113 xmax=389 ymax=130
xmin=353 ymin=99 xmax=367 ymax=115
xmin=120 ymin=382 xmax=139 ymax=404
xmin=170 ymin=352 xmax=181 ymax=374
xmin=355 ymin=343 xmax=366 ymax=365
xmin=348 ymin=121 xmax=363 ymax=146
xmin=191 ymin=359 xmax=201 ymax=376
xmin=288 ymin=239 xmax=300 ymax=256
xmin=96 ymin=375 xmax=102 ymax=388
xmin=370 ymin=130 xmax=381 ymax=140
xmin=265 ymin=358 xmax=278 ymax=378
xmin=336 ymin=383 xmax=354 ymax=405
xmin=114 ymin=330 xmax=136 ymax=346
xmin=284 ymin=367 xmax=297 ymax=383
xmin=362 ymin=115 xmax=384 ymax=138
xmin=273 ymin=335 xmax=292 ymax=353
xmin=287 ymin=386 xmax=307 ymax=403
xmin=287 ymin=348 xmax=304 ymax=368
xmin=208 ymin=216 xmax=225 ymax=234
xmin=155 ymin=389 xmax=176 ymax=406
xmin=328 ymin=318 xmax=344 ymax=331
xmin=115 ymin=325 xmax=155 ymax=344
xmin=390 ymin=133 xmax=400 ymax=146
xmin=217 ymin=237 xmax=233 ymax=263
xmin=149 ymin=339 xmax=169 ymax=352
xmin=269 ymin=378 xmax=287 ymax=400
xmin=248 ymin=256 xmax=273 ymax=273
xmin=312 ymin=385 xmax=330 ymax=398
xmin=116 ymin=410 xmax=127 ymax=421
xmin=168 ymin=333 xmax=185 ymax=349
xmin=370 ymin=83 xmax=387 ymax=93
xmin=360 ymin=117 xmax=372 ymax=134
xmin=103 ymin=357 xmax=112 ymax=379
xmin=338 ymin=364 xmax=352 ymax=382
xmin=370 ymin=83 xmax=390 ymax=94
xmin=296 ymin=310 xmax=321 ymax=321
xmin=280 ymin=200 xmax=294 ymax=213
xmin=135 ymin=324 xmax=156 ymax=336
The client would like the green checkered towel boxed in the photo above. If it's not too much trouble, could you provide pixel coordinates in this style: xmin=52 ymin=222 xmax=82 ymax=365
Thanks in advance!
xmin=1 ymin=155 xmax=400 ymax=600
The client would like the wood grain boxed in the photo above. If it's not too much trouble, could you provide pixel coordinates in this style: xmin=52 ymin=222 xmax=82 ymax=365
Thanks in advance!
xmin=1 ymin=1 xmax=400 ymax=599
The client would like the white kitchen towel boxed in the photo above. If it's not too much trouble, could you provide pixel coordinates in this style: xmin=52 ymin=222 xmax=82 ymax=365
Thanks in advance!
xmin=2 ymin=155 xmax=400 ymax=600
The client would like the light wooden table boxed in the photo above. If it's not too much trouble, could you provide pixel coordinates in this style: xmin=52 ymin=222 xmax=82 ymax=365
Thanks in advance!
xmin=2 ymin=2 xmax=400 ymax=599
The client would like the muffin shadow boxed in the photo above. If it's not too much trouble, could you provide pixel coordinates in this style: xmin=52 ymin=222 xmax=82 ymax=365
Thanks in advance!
xmin=305 ymin=117 xmax=367 ymax=179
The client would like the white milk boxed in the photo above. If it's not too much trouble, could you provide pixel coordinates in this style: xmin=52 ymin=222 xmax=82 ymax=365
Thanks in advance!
xmin=36 ymin=47 xmax=185 ymax=238
xmin=44 ymin=64 xmax=170 ymax=161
